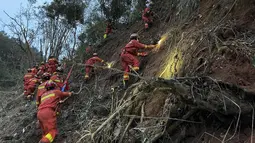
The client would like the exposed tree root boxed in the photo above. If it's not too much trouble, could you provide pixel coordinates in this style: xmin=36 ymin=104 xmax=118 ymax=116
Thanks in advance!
xmin=76 ymin=76 xmax=255 ymax=142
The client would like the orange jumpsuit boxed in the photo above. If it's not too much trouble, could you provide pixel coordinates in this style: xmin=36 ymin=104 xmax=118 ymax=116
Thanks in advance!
xmin=142 ymin=8 xmax=153 ymax=29
xmin=120 ymin=40 xmax=147 ymax=81
xmin=24 ymin=78 xmax=39 ymax=97
xmin=36 ymin=81 xmax=48 ymax=107
xmin=37 ymin=90 xmax=71 ymax=143
xmin=50 ymin=74 xmax=69 ymax=91
xmin=47 ymin=58 xmax=58 ymax=74
xmin=105 ymin=22 xmax=112 ymax=35
xmin=23 ymin=72 xmax=35 ymax=84
xmin=31 ymin=68 xmax=38 ymax=75
xmin=38 ymin=64 xmax=46 ymax=77
xmin=84 ymin=56 xmax=104 ymax=79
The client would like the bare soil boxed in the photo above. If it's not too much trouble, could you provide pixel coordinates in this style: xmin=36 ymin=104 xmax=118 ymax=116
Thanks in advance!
xmin=1 ymin=0 xmax=255 ymax=142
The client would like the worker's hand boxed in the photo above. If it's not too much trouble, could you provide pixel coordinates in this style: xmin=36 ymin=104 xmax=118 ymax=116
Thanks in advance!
xmin=146 ymin=45 xmax=156 ymax=49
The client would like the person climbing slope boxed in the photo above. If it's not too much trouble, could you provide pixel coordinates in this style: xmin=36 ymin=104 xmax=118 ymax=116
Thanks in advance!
xmin=36 ymin=72 xmax=51 ymax=107
xmin=31 ymin=65 xmax=39 ymax=75
xmin=37 ymin=80 xmax=72 ymax=143
xmin=37 ymin=62 xmax=47 ymax=78
xmin=23 ymin=68 xmax=35 ymax=84
xmin=47 ymin=56 xmax=58 ymax=74
xmin=24 ymin=76 xmax=39 ymax=100
xmin=142 ymin=7 xmax=154 ymax=30
xmin=84 ymin=53 xmax=105 ymax=80
xmin=120 ymin=33 xmax=156 ymax=88
xmin=104 ymin=20 xmax=113 ymax=39
xmin=50 ymin=67 xmax=69 ymax=91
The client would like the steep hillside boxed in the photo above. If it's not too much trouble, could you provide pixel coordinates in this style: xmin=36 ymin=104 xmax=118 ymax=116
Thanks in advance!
xmin=1 ymin=0 xmax=255 ymax=142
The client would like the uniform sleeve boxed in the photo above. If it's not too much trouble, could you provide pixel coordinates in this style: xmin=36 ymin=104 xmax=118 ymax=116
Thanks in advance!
xmin=133 ymin=40 xmax=146 ymax=49
xmin=58 ymin=90 xmax=72 ymax=98
xmin=96 ymin=57 xmax=104 ymax=63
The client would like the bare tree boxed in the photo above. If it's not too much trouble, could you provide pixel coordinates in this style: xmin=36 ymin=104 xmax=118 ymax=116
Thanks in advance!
xmin=2 ymin=4 xmax=39 ymax=65
xmin=36 ymin=8 xmax=72 ymax=60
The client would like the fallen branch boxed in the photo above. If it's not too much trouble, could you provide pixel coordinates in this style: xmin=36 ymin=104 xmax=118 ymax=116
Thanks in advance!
xmin=118 ymin=81 xmax=144 ymax=107
xmin=77 ymin=100 xmax=134 ymax=142
xmin=124 ymin=113 xmax=200 ymax=124
xmin=59 ymin=83 xmax=87 ymax=103
xmin=118 ymin=117 xmax=135 ymax=143
xmin=77 ymin=63 xmax=150 ymax=80
xmin=167 ymin=110 xmax=197 ymax=135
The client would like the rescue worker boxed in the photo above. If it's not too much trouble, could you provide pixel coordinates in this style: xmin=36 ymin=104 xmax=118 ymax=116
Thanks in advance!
xmin=24 ymin=76 xmax=39 ymax=100
xmin=47 ymin=56 xmax=58 ymax=74
xmin=50 ymin=67 xmax=69 ymax=91
xmin=120 ymin=33 xmax=156 ymax=88
xmin=36 ymin=72 xmax=51 ymax=107
xmin=104 ymin=20 xmax=113 ymax=39
xmin=142 ymin=7 xmax=154 ymax=30
xmin=23 ymin=68 xmax=35 ymax=84
xmin=45 ymin=62 xmax=49 ymax=73
xmin=84 ymin=53 xmax=105 ymax=80
xmin=37 ymin=62 xmax=47 ymax=78
xmin=31 ymin=65 xmax=39 ymax=75
xmin=37 ymin=80 xmax=72 ymax=143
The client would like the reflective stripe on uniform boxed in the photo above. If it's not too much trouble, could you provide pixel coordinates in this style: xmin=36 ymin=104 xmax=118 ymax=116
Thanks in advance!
xmin=45 ymin=133 xmax=54 ymax=142
xmin=41 ymin=93 xmax=55 ymax=102
xmin=38 ymin=86 xmax=45 ymax=89
xmin=53 ymin=79 xmax=61 ymax=82
xmin=123 ymin=73 xmax=129 ymax=80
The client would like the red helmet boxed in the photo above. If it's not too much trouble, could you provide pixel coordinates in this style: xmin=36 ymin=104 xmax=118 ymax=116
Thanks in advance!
xmin=45 ymin=80 xmax=57 ymax=90
xmin=42 ymin=72 xmax=51 ymax=80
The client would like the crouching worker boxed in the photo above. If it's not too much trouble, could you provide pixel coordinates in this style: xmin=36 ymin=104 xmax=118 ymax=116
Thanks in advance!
xmin=24 ymin=77 xmax=39 ymax=100
xmin=37 ymin=80 xmax=72 ymax=143
xmin=84 ymin=53 xmax=105 ymax=80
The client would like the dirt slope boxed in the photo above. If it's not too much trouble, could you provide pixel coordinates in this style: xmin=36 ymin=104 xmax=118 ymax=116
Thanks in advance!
xmin=1 ymin=0 xmax=255 ymax=142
